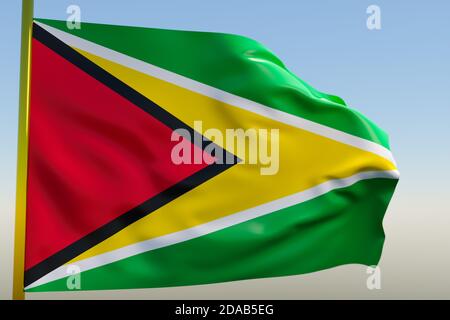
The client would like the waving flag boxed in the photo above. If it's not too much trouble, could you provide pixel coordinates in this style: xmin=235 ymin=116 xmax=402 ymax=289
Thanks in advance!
xmin=16 ymin=17 xmax=398 ymax=294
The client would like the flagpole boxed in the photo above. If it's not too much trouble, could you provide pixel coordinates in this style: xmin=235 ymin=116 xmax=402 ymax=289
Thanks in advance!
xmin=13 ymin=0 xmax=34 ymax=300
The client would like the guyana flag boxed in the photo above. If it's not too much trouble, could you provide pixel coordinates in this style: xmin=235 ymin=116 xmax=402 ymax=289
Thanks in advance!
xmin=18 ymin=19 xmax=399 ymax=293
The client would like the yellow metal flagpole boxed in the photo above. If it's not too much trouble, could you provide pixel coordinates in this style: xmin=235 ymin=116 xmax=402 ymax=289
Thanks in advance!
xmin=13 ymin=0 xmax=34 ymax=300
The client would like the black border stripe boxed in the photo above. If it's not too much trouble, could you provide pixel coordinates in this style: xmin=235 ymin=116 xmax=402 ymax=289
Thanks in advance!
xmin=25 ymin=23 xmax=239 ymax=287
xmin=25 ymin=163 xmax=230 ymax=287
xmin=32 ymin=23 xmax=238 ymax=155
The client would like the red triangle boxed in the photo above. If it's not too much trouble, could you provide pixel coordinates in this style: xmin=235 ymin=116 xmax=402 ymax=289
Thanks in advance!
xmin=25 ymin=39 xmax=211 ymax=269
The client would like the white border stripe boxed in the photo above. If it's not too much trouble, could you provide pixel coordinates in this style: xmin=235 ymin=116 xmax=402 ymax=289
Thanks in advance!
xmin=35 ymin=21 xmax=396 ymax=165
xmin=26 ymin=169 xmax=399 ymax=289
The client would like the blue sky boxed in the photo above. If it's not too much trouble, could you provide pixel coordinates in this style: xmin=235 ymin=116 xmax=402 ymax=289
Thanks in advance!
xmin=1 ymin=0 xmax=450 ymax=299
xmin=2 ymin=1 xmax=450 ymax=197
